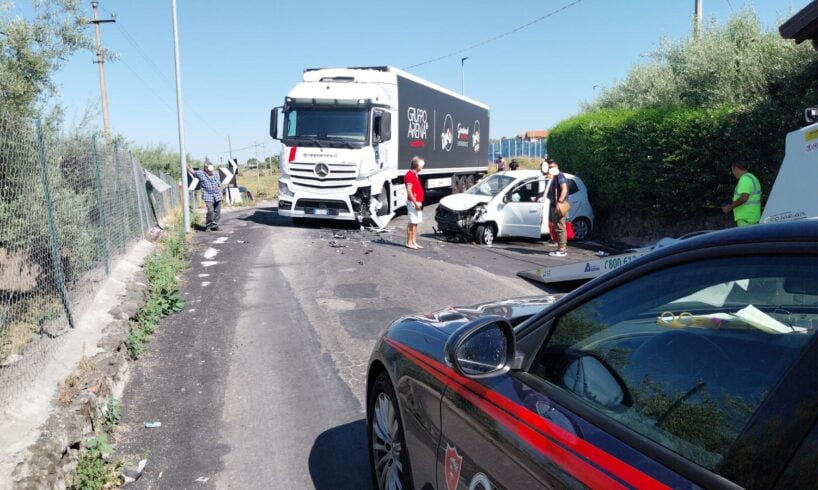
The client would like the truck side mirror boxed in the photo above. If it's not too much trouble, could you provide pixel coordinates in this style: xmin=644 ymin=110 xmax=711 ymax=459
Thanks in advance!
xmin=377 ymin=112 xmax=391 ymax=143
xmin=270 ymin=107 xmax=282 ymax=140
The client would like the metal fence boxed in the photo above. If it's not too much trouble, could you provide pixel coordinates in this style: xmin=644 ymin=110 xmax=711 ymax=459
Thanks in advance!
xmin=0 ymin=111 xmax=180 ymax=405
xmin=489 ymin=139 xmax=547 ymax=162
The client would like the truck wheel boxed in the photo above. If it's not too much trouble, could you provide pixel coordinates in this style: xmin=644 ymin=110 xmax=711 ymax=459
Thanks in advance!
xmin=475 ymin=224 xmax=495 ymax=245
xmin=458 ymin=176 xmax=470 ymax=193
xmin=464 ymin=175 xmax=475 ymax=190
xmin=451 ymin=175 xmax=462 ymax=194
xmin=572 ymin=217 xmax=591 ymax=241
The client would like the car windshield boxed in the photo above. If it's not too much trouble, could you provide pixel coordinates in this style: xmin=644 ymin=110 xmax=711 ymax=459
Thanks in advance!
xmin=284 ymin=107 xmax=368 ymax=142
xmin=467 ymin=174 xmax=517 ymax=197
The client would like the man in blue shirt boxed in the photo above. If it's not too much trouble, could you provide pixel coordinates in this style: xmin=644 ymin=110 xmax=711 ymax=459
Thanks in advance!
xmin=189 ymin=164 xmax=222 ymax=231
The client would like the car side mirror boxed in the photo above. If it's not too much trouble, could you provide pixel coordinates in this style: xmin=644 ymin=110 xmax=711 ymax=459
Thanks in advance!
xmin=270 ymin=107 xmax=282 ymax=140
xmin=377 ymin=111 xmax=392 ymax=143
xmin=561 ymin=355 xmax=630 ymax=411
xmin=445 ymin=316 xmax=516 ymax=379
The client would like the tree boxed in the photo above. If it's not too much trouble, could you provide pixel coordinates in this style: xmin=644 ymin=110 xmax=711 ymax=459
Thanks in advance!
xmin=246 ymin=157 xmax=259 ymax=168
xmin=264 ymin=155 xmax=279 ymax=171
xmin=0 ymin=0 xmax=93 ymax=118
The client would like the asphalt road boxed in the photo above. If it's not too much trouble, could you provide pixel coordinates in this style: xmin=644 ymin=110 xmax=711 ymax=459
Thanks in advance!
xmin=117 ymin=197 xmax=604 ymax=489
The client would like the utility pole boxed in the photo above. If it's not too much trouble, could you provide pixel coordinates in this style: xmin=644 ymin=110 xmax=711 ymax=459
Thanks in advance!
xmin=694 ymin=0 xmax=703 ymax=37
xmin=170 ymin=0 xmax=190 ymax=232
xmin=460 ymin=57 xmax=469 ymax=95
xmin=90 ymin=2 xmax=115 ymax=140
xmin=254 ymin=142 xmax=261 ymax=189
xmin=228 ymin=135 xmax=233 ymax=160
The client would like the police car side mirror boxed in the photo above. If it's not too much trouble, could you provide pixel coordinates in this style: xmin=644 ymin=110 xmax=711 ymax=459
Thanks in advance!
xmin=445 ymin=316 xmax=516 ymax=379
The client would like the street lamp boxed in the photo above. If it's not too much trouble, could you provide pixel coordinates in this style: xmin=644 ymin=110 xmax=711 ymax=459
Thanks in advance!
xmin=460 ymin=57 xmax=469 ymax=94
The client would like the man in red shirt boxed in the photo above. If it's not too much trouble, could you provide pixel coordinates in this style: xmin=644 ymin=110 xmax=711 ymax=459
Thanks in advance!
xmin=405 ymin=157 xmax=425 ymax=249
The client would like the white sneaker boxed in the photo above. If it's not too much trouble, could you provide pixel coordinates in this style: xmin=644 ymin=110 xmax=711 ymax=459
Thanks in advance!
xmin=549 ymin=250 xmax=567 ymax=257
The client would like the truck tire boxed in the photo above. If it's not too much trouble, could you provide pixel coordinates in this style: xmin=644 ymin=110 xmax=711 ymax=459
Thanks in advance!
xmin=464 ymin=175 xmax=475 ymax=190
xmin=475 ymin=224 xmax=495 ymax=245
xmin=451 ymin=175 xmax=462 ymax=194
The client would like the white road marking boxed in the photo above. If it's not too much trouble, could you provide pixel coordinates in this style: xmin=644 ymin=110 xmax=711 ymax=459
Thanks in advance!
xmin=202 ymin=282 xmax=211 ymax=287
xmin=201 ymin=261 xmax=218 ymax=267
xmin=203 ymin=247 xmax=219 ymax=259
xmin=213 ymin=237 xmax=228 ymax=244
xmin=197 ymin=273 xmax=210 ymax=278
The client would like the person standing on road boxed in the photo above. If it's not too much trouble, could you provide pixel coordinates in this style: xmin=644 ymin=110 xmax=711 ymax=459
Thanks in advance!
xmin=405 ymin=157 xmax=425 ymax=249
xmin=546 ymin=159 xmax=569 ymax=257
xmin=189 ymin=164 xmax=223 ymax=231
xmin=722 ymin=162 xmax=762 ymax=227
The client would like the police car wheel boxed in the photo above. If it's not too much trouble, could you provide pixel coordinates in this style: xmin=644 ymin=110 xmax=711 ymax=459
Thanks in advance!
xmin=368 ymin=373 xmax=413 ymax=490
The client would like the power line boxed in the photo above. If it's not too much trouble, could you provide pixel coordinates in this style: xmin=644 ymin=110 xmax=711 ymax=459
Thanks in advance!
xmin=101 ymin=4 xmax=225 ymax=139
xmin=404 ymin=0 xmax=583 ymax=69
xmin=116 ymin=56 xmax=178 ymax=114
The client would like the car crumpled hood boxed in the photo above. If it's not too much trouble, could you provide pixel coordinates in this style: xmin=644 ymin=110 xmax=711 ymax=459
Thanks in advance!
xmin=439 ymin=193 xmax=492 ymax=212
xmin=410 ymin=295 xmax=563 ymax=335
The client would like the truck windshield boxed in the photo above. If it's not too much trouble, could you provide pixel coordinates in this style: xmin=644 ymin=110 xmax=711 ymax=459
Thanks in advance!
xmin=284 ymin=107 xmax=368 ymax=143
xmin=467 ymin=174 xmax=516 ymax=197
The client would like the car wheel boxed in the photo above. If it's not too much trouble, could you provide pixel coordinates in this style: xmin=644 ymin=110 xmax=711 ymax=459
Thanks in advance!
xmin=368 ymin=373 xmax=413 ymax=490
xmin=476 ymin=224 xmax=495 ymax=245
xmin=572 ymin=217 xmax=591 ymax=241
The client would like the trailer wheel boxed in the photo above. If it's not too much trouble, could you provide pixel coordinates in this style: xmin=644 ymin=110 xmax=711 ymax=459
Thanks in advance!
xmin=464 ymin=175 xmax=475 ymax=190
xmin=450 ymin=175 xmax=461 ymax=194
xmin=475 ymin=224 xmax=495 ymax=245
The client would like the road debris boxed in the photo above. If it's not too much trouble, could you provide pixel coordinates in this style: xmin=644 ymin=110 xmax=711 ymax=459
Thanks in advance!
xmin=121 ymin=459 xmax=147 ymax=486
xmin=195 ymin=476 xmax=210 ymax=483
xmin=328 ymin=240 xmax=347 ymax=248
xmin=364 ymin=249 xmax=373 ymax=255
xmin=144 ymin=421 xmax=162 ymax=428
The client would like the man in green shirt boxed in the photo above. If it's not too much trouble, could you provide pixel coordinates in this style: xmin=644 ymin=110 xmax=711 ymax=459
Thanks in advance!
xmin=722 ymin=162 xmax=762 ymax=227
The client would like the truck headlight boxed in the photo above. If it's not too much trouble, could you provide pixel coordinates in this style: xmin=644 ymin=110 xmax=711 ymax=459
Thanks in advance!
xmin=278 ymin=181 xmax=293 ymax=197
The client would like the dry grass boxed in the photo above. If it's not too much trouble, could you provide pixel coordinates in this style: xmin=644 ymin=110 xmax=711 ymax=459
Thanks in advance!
xmin=58 ymin=351 xmax=99 ymax=404
xmin=237 ymin=169 xmax=279 ymax=201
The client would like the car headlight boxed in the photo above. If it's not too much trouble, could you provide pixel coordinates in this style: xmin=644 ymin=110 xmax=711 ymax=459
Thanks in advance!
xmin=278 ymin=181 xmax=293 ymax=197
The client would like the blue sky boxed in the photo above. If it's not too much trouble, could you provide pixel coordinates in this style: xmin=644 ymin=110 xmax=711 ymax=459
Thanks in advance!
xmin=16 ymin=0 xmax=811 ymax=163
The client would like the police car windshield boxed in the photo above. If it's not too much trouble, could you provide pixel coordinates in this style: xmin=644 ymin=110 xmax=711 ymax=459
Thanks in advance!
xmin=467 ymin=174 xmax=516 ymax=197
xmin=284 ymin=107 xmax=368 ymax=142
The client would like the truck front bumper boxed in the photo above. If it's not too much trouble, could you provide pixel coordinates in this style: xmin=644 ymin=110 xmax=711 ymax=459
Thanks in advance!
xmin=277 ymin=192 xmax=358 ymax=221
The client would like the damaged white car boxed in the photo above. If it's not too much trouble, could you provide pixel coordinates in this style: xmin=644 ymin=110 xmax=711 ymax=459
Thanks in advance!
xmin=434 ymin=170 xmax=595 ymax=244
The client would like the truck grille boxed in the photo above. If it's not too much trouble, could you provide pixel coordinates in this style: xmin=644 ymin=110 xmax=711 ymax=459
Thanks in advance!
xmin=288 ymin=161 xmax=358 ymax=191
xmin=294 ymin=199 xmax=350 ymax=212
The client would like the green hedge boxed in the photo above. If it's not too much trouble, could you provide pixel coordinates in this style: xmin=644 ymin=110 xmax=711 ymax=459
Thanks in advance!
xmin=547 ymin=105 xmax=794 ymax=219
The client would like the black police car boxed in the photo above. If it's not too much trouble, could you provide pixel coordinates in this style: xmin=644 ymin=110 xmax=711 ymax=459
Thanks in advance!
xmin=366 ymin=219 xmax=818 ymax=489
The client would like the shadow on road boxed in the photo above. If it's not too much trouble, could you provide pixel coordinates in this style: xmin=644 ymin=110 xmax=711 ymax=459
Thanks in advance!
xmin=309 ymin=419 xmax=373 ymax=490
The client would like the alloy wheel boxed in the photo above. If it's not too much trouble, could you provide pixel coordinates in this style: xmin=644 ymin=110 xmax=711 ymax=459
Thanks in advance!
xmin=372 ymin=393 xmax=404 ymax=490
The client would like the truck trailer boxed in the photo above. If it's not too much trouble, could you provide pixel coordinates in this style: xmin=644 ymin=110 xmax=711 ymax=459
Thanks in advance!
xmin=269 ymin=66 xmax=490 ymax=227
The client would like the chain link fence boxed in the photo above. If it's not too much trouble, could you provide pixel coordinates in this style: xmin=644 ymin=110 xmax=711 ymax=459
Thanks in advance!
xmin=0 ymin=111 xmax=181 ymax=406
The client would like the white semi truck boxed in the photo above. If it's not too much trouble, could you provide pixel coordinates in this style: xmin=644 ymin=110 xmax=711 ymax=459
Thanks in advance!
xmin=269 ymin=66 xmax=490 ymax=227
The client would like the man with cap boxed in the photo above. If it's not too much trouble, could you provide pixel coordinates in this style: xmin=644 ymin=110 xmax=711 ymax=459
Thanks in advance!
xmin=189 ymin=163 xmax=223 ymax=231
xmin=722 ymin=162 xmax=762 ymax=227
